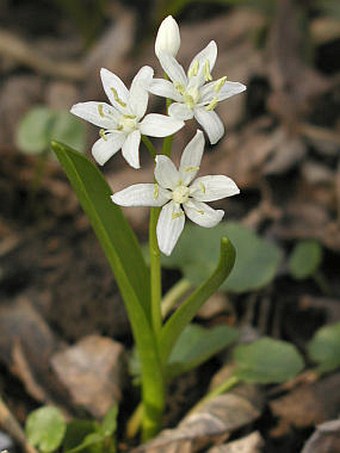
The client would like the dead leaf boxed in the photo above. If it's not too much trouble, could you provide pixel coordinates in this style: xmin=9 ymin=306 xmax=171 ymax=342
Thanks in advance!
xmin=301 ymin=419 xmax=340 ymax=453
xmin=207 ymin=431 xmax=264 ymax=453
xmin=51 ymin=335 xmax=126 ymax=418
xmin=270 ymin=373 xmax=340 ymax=437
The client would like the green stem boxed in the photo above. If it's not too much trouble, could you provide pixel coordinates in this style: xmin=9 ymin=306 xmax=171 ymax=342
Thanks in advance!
xmin=161 ymin=278 xmax=192 ymax=318
xmin=149 ymin=207 xmax=162 ymax=338
xmin=162 ymin=135 xmax=174 ymax=157
xmin=188 ymin=375 xmax=240 ymax=416
xmin=142 ymin=135 xmax=157 ymax=158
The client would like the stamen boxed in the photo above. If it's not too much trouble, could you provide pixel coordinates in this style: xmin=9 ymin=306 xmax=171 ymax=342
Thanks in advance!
xmin=214 ymin=76 xmax=227 ymax=93
xmin=188 ymin=59 xmax=199 ymax=78
xmin=206 ymin=97 xmax=218 ymax=111
xmin=99 ymin=129 xmax=108 ymax=141
xmin=172 ymin=211 xmax=184 ymax=220
xmin=184 ymin=166 xmax=199 ymax=173
xmin=183 ymin=93 xmax=195 ymax=109
xmin=199 ymin=182 xmax=206 ymax=193
xmin=174 ymin=82 xmax=185 ymax=95
xmin=204 ymin=60 xmax=213 ymax=82
xmin=98 ymin=104 xmax=105 ymax=117
xmin=153 ymin=184 xmax=159 ymax=200
xmin=110 ymin=87 xmax=127 ymax=108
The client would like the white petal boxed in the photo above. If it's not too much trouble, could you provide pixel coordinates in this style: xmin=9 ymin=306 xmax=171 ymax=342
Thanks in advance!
xmin=70 ymin=101 xmax=118 ymax=129
xmin=149 ymin=79 xmax=182 ymax=102
xmin=91 ymin=133 xmax=125 ymax=165
xmin=188 ymin=41 xmax=217 ymax=86
xmin=155 ymin=155 xmax=180 ymax=189
xmin=157 ymin=201 xmax=185 ymax=255
xmin=122 ymin=129 xmax=141 ymax=169
xmin=128 ymin=66 xmax=154 ymax=118
xmin=201 ymin=81 xmax=246 ymax=103
xmin=155 ymin=16 xmax=181 ymax=58
xmin=111 ymin=183 xmax=169 ymax=207
xmin=168 ymin=102 xmax=194 ymax=121
xmin=179 ymin=130 xmax=205 ymax=184
xmin=194 ymin=107 xmax=224 ymax=145
xmin=190 ymin=175 xmax=240 ymax=202
xmin=100 ymin=68 xmax=129 ymax=112
xmin=158 ymin=53 xmax=187 ymax=86
xmin=139 ymin=114 xmax=184 ymax=137
xmin=184 ymin=200 xmax=224 ymax=227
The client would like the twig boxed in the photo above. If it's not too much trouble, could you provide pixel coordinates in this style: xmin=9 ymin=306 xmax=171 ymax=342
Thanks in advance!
xmin=0 ymin=29 xmax=83 ymax=80
xmin=0 ymin=396 xmax=37 ymax=453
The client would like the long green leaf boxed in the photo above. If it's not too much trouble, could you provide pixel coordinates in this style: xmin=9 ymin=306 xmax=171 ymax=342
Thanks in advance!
xmin=52 ymin=142 xmax=165 ymax=438
xmin=52 ymin=141 xmax=150 ymax=312
xmin=160 ymin=237 xmax=235 ymax=362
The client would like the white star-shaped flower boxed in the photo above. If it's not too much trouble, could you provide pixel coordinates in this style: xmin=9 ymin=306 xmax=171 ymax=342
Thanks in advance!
xmin=70 ymin=66 xmax=184 ymax=168
xmin=149 ymin=16 xmax=246 ymax=145
xmin=111 ymin=130 xmax=239 ymax=255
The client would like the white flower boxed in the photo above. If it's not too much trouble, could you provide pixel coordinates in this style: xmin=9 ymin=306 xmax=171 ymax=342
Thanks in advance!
xmin=70 ymin=66 xmax=184 ymax=169
xmin=150 ymin=17 xmax=246 ymax=145
xmin=155 ymin=15 xmax=181 ymax=58
xmin=111 ymin=130 xmax=239 ymax=255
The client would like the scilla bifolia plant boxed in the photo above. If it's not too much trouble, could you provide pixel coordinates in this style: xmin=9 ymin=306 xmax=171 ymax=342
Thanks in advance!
xmin=52 ymin=16 xmax=246 ymax=441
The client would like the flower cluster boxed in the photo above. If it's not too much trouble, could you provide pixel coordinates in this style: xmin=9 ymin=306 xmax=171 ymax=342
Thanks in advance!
xmin=71 ymin=15 xmax=246 ymax=255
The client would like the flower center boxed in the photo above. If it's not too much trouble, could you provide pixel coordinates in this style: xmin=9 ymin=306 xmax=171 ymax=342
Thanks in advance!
xmin=118 ymin=114 xmax=137 ymax=133
xmin=172 ymin=184 xmax=190 ymax=204
xmin=183 ymin=86 xmax=200 ymax=109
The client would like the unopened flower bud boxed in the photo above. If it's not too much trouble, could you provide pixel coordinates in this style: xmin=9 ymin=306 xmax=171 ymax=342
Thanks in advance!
xmin=155 ymin=15 xmax=180 ymax=58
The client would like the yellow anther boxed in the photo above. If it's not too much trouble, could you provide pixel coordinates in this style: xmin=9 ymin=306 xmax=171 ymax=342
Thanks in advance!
xmin=172 ymin=211 xmax=184 ymax=220
xmin=183 ymin=93 xmax=195 ymax=109
xmin=206 ymin=97 xmax=218 ymax=111
xmin=174 ymin=82 xmax=186 ymax=95
xmin=98 ymin=104 xmax=105 ymax=117
xmin=214 ymin=76 xmax=227 ymax=93
xmin=199 ymin=182 xmax=206 ymax=193
xmin=184 ymin=166 xmax=199 ymax=173
xmin=100 ymin=129 xmax=108 ymax=141
xmin=110 ymin=87 xmax=127 ymax=108
xmin=204 ymin=60 xmax=213 ymax=82
xmin=188 ymin=59 xmax=199 ymax=78
xmin=153 ymin=184 xmax=159 ymax=200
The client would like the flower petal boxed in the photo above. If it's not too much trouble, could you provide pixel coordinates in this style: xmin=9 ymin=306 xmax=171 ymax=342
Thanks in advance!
xmin=91 ymin=133 xmax=125 ymax=165
xmin=184 ymin=200 xmax=224 ymax=227
xmin=155 ymin=15 xmax=181 ymax=58
xmin=201 ymin=80 xmax=246 ymax=103
xmin=157 ymin=201 xmax=185 ymax=255
xmin=158 ymin=53 xmax=187 ymax=86
xmin=194 ymin=107 xmax=224 ymax=145
xmin=70 ymin=101 xmax=118 ymax=129
xmin=149 ymin=78 xmax=182 ymax=102
xmin=111 ymin=183 xmax=169 ymax=207
xmin=139 ymin=114 xmax=184 ymax=137
xmin=100 ymin=68 xmax=129 ymax=112
xmin=188 ymin=41 xmax=217 ymax=86
xmin=155 ymin=155 xmax=180 ymax=189
xmin=168 ymin=102 xmax=194 ymax=121
xmin=128 ymin=66 xmax=154 ymax=118
xmin=179 ymin=130 xmax=205 ymax=184
xmin=122 ymin=129 xmax=141 ymax=169
xmin=190 ymin=175 xmax=240 ymax=202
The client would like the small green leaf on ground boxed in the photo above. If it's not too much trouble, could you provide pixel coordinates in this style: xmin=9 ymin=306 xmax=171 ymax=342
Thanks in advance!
xmin=16 ymin=107 xmax=55 ymax=155
xmin=99 ymin=405 xmax=118 ymax=437
xmin=307 ymin=322 xmax=340 ymax=373
xmin=162 ymin=222 xmax=282 ymax=293
xmin=63 ymin=420 xmax=99 ymax=452
xmin=288 ymin=240 xmax=323 ymax=280
xmin=25 ymin=406 xmax=66 ymax=452
xmin=233 ymin=338 xmax=305 ymax=384
xmin=167 ymin=323 xmax=239 ymax=379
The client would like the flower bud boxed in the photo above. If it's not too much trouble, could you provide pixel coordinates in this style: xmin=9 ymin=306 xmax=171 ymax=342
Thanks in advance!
xmin=155 ymin=16 xmax=180 ymax=58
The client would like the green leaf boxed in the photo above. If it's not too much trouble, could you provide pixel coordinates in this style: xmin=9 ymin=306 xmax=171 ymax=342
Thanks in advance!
xmin=52 ymin=142 xmax=164 ymax=438
xmin=51 ymin=141 xmax=150 ymax=313
xmin=288 ymin=240 xmax=323 ymax=280
xmin=65 ymin=433 xmax=103 ymax=453
xmin=307 ymin=322 xmax=340 ymax=373
xmin=25 ymin=406 xmax=66 ymax=453
xmin=233 ymin=338 xmax=305 ymax=384
xmin=99 ymin=405 xmax=118 ymax=437
xmin=63 ymin=420 xmax=99 ymax=452
xmin=167 ymin=323 xmax=239 ymax=379
xmin=16 ymin=107 xmax=86 ymax=155
xmin=50 ymin=111 xmax=86 ymax=153
xmin=160 ymin=237 xmax=235 ymax=361
xmin=162 ymin=222 xmax=282 ymax=293
xmin=16 ymin=107 xmax=55 ymax=154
